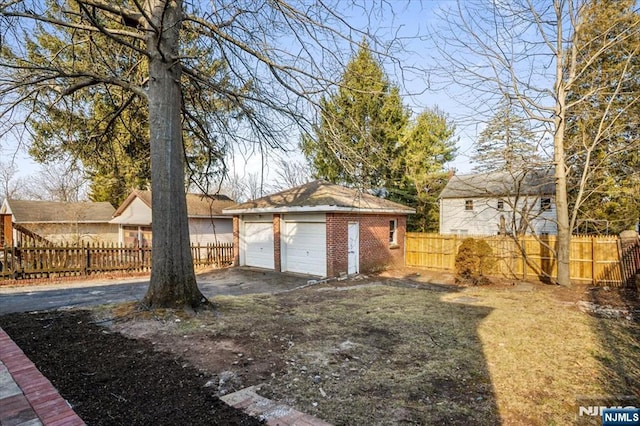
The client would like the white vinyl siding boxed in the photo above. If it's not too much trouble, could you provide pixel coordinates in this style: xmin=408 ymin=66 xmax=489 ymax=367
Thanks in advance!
xmin=188 ymin=218 xmax=233 ymax=244
xmin=440 ymin=196 xmax=557 ymax=235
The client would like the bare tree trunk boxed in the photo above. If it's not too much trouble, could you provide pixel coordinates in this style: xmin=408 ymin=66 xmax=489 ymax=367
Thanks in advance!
xmin=553 ymin=2 xmax=573 ymax=287
xmin=553 ymin=115 xmax=572 ymax=287
xmin=142 ymin=0 xmax=205 ymax=308
xmin=0 ymin=0 xmax=412 ymax=306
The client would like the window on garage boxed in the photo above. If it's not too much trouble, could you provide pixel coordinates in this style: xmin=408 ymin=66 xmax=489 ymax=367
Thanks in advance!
xmin=389 ymin=219 xmax=398 ymax=245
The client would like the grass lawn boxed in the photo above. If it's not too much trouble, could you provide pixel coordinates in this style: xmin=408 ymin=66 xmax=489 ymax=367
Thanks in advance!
xmin=106 ymin=276 xmax=640 ymax=425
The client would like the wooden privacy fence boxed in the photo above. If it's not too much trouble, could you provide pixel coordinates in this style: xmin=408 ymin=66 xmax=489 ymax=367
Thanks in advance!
xmin=0 ymin=242 xmax=234 ymax=280
xmin=406 ymin=233 xmax=640 ymax=287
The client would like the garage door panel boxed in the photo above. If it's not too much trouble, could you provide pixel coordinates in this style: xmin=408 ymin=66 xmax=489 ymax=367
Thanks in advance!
xmin=284 ymin=222 xmax=326 ymax=276
xmin=244 ymin=222 xmax=274 ymax=269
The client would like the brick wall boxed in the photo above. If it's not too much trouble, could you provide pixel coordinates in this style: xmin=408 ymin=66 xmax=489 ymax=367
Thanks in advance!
xmin=273 ymin=214 xmax=281 ymax=272
xmin=326 ymin=213 xmax=407 ymax=277
xmin=232 ymin=216 xmax=240 ymax=266
xmin=325 ymin=214 xmax=346 ymax=277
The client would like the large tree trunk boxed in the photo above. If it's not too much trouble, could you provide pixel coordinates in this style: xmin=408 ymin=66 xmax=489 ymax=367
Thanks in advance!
xmin=553 ymin=2 xmax=572 ymax=287
xmin=553 ymin=121 xmax=572 ymax=287
xmin=142 ymin=0 xmax=206 ymax=308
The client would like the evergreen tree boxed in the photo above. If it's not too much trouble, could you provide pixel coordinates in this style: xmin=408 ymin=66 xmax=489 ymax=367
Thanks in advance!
xmin=1 ymin=0 xmax=400 ymax=307
xmin=565 ymin=0 xmax=640 ymax=234
xmin=302 ymin=44 xmax=457 ymax=231
xmin=19 ymin=1 xmax=150 ymax=206
xmin=301 ymin=43 xmax=409 ymax=191
xmin=400 ymin=108 xmax=457 ymax=231
xmin=425 ymin=0 xmax=639 ymax=284
xmin=19 ymin=1 xmax=235 ymax=207
xmin=472 ymin=100 xmax=539 ymax=173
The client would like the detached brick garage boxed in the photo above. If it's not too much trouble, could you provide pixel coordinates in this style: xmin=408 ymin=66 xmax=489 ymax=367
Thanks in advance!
xmin=223 ymin=180 xmax=414 ymax=277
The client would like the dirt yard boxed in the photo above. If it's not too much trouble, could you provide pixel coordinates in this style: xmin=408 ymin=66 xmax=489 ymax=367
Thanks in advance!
xmin=1 ymin=269 xmax=639 ymax=425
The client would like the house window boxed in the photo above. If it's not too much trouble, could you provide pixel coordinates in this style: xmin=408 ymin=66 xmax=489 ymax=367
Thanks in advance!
xmin=541 ymin=198 xmax=552 ymax=211
xmin=389 ymin=219 xmax=398 ymax=244
xmin=122 ymin=225 xmax=152 ymax=247
xmin=465 ymin=200 xmax=474 ymax=211
xmin=497 ymin=200 xmax=504 ymax=211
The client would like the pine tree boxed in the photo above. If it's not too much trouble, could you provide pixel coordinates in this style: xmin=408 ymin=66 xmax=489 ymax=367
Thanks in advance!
xmin=301 ymin=43 xmax=409 ymax=191
xmin=400 ymin=108 xmax=457 ymax=231
xmin=302 ymin=44 xmax=457 ymax=230
xmin=2 ymin=0 xmax=403 ymax=307
xmin=20 ymin=1 xmax=236 ymax=207
xmin=565 ymin=0 xmax=640 ymax=234
xmin=472 ymin=100 xmax=539 ymax=173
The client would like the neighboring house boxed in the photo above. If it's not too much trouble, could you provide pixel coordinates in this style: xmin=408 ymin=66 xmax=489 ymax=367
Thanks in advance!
xmin=110 ymin=190 xmax=235 ymax=247
xmin=438 ymin=169 xmax=557 ymax=236
xmin=223 ymin=180 xmax=415 ymax=277
xmin=0 ymin=199 xmax=118 ymax=245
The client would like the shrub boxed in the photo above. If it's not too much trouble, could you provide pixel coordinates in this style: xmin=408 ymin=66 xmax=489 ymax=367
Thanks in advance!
xmin=455 ymin=238 xmax=496 ymax=285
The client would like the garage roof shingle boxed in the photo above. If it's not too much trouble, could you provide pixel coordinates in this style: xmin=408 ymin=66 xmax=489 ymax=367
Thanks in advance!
xmin=224 ymin=180 xmax=415 ymax=214
xmin=112 ymin=190 xmax=236 ymax=218
xmin=3 ymin=199 xmax=115 ymax=223
xmin=439 ymin=169 xmax=555 ymax=199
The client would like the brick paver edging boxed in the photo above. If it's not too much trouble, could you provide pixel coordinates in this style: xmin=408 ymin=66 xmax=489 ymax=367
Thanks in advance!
xmin=221 ymin=386 xmax=332 ymax=426
xmin=0 ymin=327 xmax=85 ymax=426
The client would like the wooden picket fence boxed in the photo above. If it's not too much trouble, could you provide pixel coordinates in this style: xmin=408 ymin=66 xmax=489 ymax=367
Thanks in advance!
xmin=406 ymin=233 xmax=640 ymax=287
xmin=191 ymin=243 xmax=234 ymax=268
xmin=0 ymin=242 xmax=234 ymax=280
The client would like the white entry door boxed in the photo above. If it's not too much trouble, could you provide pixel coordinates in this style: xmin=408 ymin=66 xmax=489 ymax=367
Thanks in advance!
xmin=348 ymin=222 xmax=359 ymax=274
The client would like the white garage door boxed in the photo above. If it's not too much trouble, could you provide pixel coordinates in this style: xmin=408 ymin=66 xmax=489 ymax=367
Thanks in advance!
xmin=244 ymin=222 xmax=274 ymax=269
xmin=283 ymin=222 xmax=326 ymax=276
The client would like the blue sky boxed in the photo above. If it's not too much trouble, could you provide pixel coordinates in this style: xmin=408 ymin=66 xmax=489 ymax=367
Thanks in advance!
xmin=232 ymin=0 xmax=480 ymax=183
xmin=2 ymin=0 xmax=478 ymax=187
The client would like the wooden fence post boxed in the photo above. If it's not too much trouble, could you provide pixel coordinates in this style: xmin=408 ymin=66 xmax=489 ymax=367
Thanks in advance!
xmin=516 ymin=235 xmax=528 ymax=281
xmin=592 ymin=237 xmax=597 ymax=286
xmin=11 ymin=245 xmax=17 ymax=278
xmin=82 ymin=243 xmax=89 ymax=276
xmin=450 ymin=234 xmax=457 ymax=271
xmin=616 ymin=238 xmax=624 ymax=287
xmin=0 ymin=241 xmax=234 ymax=281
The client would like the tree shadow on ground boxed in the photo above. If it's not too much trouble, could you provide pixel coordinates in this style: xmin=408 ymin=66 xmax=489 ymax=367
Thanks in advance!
xmin=582 ymin=286 xmax=640 ymax=423
xmin=263 ymin=274 xmax=502 ymax=425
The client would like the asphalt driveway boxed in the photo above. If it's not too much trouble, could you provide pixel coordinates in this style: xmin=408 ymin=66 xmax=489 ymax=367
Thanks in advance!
xmin=0 ymin=267 xmax=310 ymax=315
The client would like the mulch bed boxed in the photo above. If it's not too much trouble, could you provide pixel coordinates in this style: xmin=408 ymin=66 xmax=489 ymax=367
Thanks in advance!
xmin=0 ymin=310 xmax=263 ymax=426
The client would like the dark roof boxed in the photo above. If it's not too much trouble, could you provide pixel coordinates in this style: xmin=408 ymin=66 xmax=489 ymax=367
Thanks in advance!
xmin=439 ymin=169 xmax=555 ymax=199
xmin=224 ymin=180 xmax=415 ymax=214
xmin=4 ymin=199 xmax=115 ymax=223
xmin=112 ymin=190 xmax=236 ymax=218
